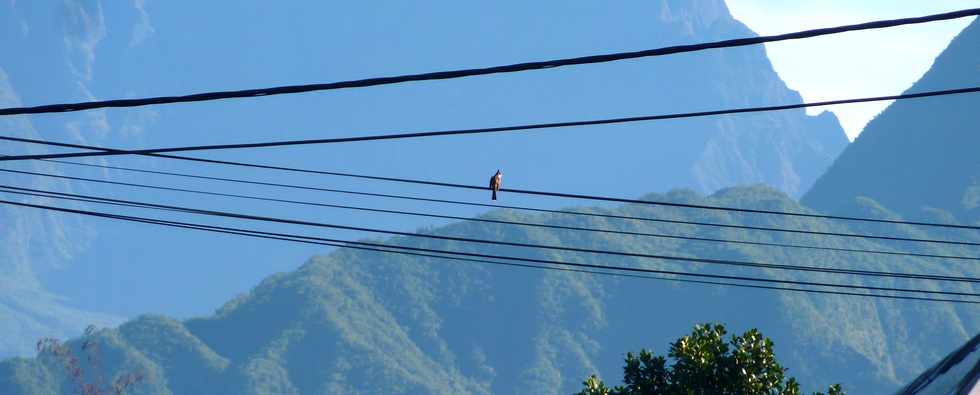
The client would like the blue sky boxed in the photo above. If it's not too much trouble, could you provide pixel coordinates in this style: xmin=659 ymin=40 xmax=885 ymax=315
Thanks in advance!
xmin=727 ymin=0 xmax=977 ymax=139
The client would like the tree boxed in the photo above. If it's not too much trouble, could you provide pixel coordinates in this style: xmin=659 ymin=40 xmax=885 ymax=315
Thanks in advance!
xmin=575 ymin=323 xmax=843 ymax=395
xmin=36 ymin=325 xmax=144 ymax=395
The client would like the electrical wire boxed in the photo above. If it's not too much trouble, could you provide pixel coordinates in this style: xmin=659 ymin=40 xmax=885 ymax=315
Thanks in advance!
xmin=2 ymin=183 xmax=979 ymax=288
xmin=4 ymin=166 xmax=980 ymax=261
xmin=0 ymin=8 xmax=976 ymax=116
xmin=0 ymin=195 xmax=976 ymax=304
xmin=3 ymin=87 xmax=979 ymax=164
xmin=6 ymin=154 xmax=979 ymax=247
xmin=3 ymin=136 xmax=980 ymax=234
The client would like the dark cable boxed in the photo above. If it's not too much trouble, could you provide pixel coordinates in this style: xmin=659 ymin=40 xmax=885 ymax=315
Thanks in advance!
xmin=4 ymin=166 xmax=980 ymax=261
xmin=2 ymin=184 xmax=979 ymax=287
xmin=98 ymin=214 xmax=980 ymax=305
xmin=0 ymin=8 xmax=976 ymax=116
xmin=2 ymin=87 xmax=979 ymax=164
xmin=8 ymin=155 xmax=980 ymax=246
xmin=3 ymin=134 xmax=979 ymax=232
xmin=0 ymin=195 xmax=976 ymax=304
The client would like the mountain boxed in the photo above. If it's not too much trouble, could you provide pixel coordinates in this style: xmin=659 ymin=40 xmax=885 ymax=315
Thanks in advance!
xmin=802 ymin=18 xmax=980 ymax=224
xmin=0 ymin=0 xmax=849 ymax=358
xmin=2 ymin=185 xmax=977 ymax=394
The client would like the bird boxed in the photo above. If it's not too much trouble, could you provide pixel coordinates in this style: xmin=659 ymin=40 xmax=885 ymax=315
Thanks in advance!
xmin=489 ymin=170 xmax=502 ymax=200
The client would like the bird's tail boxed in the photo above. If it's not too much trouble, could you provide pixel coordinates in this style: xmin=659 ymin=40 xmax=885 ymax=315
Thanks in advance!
xmin=492 ymin=190 xmax=497 ymax=200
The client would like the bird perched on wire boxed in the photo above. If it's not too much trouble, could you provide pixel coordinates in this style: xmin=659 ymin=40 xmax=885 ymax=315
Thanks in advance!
xmin=489 ymin=170 xmax=502 ymax=200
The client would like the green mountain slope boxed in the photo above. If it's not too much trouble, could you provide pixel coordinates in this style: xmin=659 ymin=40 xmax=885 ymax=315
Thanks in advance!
xmin=803 ymin=18 xmax=980 ymax=224
xmin=2 ymin=186 xmax=977 ymax=394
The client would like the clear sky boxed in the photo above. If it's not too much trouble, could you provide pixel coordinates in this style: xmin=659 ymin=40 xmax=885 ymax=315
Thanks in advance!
xmin=727 ymin=0 xmax=977 ymax=140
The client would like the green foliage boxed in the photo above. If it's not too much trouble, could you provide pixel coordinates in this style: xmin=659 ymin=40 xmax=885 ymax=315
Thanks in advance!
xmin=575 ymin=323 xmax=843 ymax=395
xmin=579 ymin=375 xmax=613 ymax=395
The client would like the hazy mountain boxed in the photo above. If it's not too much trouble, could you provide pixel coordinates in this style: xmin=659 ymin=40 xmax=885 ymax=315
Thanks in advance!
xmin=0 ymin=0 xmax=849 ymax=358
xmin=803 ymin=18 xmax=980 ymax=225
xmin=2 ymin=185 xmax=977 ymax=394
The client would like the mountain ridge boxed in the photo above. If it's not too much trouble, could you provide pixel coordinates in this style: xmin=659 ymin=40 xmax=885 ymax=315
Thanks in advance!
xmin=803 ymin=17 xmax=980 ymax=224
xmin=0 ymin=0 xmax=850 ymax=358
xmin=2 ymin=184 xmax=977 ymax=394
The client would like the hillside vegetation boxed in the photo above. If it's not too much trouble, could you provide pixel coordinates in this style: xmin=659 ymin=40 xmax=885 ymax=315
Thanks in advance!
xmin=2 ymin=186 xmax=977 ymax=394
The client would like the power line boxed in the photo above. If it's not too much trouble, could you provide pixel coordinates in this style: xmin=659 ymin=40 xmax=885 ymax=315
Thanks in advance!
xmin=113 ymin=218 xmax=945 ymax=303
xmin=3 ymin=184 xmax=979 ymax=287
xmin=5 ymin=166 xmax=980 ymax=262
xmin=7 ymin=154 xmax=980 ymax=246
xmin=3 ymin=86 xmax=979 ymax=164
xmin=4 ymin=137 xmax=980 ymax=233
xmin=66 ymin=211 xmax=980 ymax=305
xmin=1 ymin=8 xmax=976 ymax=116
xmin=0 ymin=195 xmax=976 ymax=304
